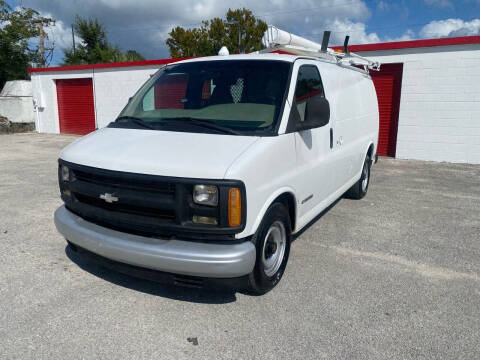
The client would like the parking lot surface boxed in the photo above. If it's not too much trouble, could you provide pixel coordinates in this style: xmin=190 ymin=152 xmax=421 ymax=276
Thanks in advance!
xmin=1 ymin=133 xmax=479 ymax=359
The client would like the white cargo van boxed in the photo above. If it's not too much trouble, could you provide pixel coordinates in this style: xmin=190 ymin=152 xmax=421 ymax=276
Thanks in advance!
xmin=54 ymin=29 xmax=379 ymax=294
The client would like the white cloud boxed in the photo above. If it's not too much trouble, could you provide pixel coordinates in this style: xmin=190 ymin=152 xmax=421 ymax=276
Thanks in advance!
xmin=45 ymin=18 xmax=80 ymax=50
xmin=307 ymin=18 xmax=380 ymax=45
xmin=377 ymin=1 xmax=389 ymax=11
xmin=20 ymin=0 xmax=373 ymax=61
xmin=424 ymin=0 xmax=454 ymax=8
xmin=420 ymin=18 xmax=480 ymax=38
xmin=385 ymin=29 xmax=416 ymax=42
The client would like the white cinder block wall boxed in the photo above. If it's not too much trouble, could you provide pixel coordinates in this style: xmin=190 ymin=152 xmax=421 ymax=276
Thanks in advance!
xmin=357 ymin=44 xmax=480 ymax=164
xmin=31 ymin=65 xmax=160 ymax=133
xmin=93 ymin=66 xmax=159 ymax=128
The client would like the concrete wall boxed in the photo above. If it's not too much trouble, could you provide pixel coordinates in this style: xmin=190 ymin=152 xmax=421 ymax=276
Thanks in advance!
xmin=0 ymin=97 xmax=35 ymax=123
xmin=93 ymin=66 xmax=159 ymax=128
xmin=31 ymin=65 xmax=160 ymax=133
xmin=1 ymin=80 xmax=32 ymax=96
xmin=358 ymin=44 xmax=480 ymax=164
xmin=0 ymin=80 xmax=34 ymax=123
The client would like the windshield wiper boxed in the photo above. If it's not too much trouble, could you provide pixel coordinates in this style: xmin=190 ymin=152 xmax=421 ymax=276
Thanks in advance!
xmin=115 ymin=115 xmax=155 ymax=130
xmin=161 ymin=117 xmax=240 ymax=135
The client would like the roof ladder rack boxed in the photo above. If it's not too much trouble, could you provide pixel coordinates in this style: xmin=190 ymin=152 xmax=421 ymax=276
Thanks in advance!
xmin=260 ymin=25 xmax=381 ymax=73
xmin=320 ymin=31 xmax=331 ymax=53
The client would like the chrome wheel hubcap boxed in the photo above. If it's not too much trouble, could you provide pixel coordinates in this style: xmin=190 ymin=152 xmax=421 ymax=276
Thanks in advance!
xmin=262 ymin=221 xmax=287 ymax=277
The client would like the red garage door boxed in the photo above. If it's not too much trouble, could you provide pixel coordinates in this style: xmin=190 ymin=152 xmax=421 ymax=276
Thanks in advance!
xmin=370 ymin=63 xmax=403 ymax=157
xmin=56 ymin=78 xmax=96 ymax=135
xmin=154 ymin=73 xmax=189 ymax=109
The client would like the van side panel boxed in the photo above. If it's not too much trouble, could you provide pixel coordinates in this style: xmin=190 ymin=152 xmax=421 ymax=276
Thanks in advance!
xmin=319 ymin=63 xmax=379 ymax=191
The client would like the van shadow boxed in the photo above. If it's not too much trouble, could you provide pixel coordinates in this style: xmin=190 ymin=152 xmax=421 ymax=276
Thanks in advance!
xmin=292 ymin=197 xmax=342 ymax=242
xmin=65 ymin=246 xmax=238 ymax=304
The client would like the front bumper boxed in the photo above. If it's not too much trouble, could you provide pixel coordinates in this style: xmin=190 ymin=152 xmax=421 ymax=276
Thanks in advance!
xmin=54 ymin=205 xmax=256 ymax=278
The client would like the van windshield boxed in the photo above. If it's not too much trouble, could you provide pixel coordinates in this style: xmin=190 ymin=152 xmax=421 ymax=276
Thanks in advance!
xmin=111 ymin=60 xmax=292 ymax=136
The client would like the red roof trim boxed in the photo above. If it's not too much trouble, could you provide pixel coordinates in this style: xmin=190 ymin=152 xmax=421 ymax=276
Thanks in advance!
xmin=28 ymin=58 xmax=188 ymax=73
xmin=331 ymin=35 xmax=480 ymax=53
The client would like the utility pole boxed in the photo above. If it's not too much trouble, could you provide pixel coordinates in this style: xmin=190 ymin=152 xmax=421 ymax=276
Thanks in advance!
xmin=38 ymin=22 xmax=45 ymax=67
xmin=227 ymin=19 xmax=243 ymax=54
xmin=33 ymin=18 xmax=55 ymax=67
xmin=71 ymin=24 xmax=76 ymax=55
xmin=237 ymin=23 xmax=241 ymax=53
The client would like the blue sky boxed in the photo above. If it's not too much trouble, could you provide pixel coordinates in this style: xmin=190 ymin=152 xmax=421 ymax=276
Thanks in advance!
xmin=6 ymin=0 xmax=480 ymax=65
xmin=368 ymin=0 xmax=480 ymax=40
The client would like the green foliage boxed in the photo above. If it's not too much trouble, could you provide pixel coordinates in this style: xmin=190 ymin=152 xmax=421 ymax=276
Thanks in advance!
xmin=113 ymin=50 xmax=146 ymax=62
xmin=0 ymin=0 xmax=48 ymax=88
xmin=63 ymin=16 xmax=145 ymax=65
xmin=166 ymin=8 xmax=267 ymax=57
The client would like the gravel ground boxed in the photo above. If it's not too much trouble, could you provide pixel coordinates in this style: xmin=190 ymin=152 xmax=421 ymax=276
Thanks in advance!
xmin=1 ymin=133 xmax=479 ymax=360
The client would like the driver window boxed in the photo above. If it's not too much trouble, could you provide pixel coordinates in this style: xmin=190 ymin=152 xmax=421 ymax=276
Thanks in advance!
xmin=295 ymin=65 xmax=325 ymax=122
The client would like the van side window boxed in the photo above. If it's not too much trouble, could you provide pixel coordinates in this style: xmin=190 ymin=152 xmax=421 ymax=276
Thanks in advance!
xmin=294 ymin=65 xmax=325 ymax=123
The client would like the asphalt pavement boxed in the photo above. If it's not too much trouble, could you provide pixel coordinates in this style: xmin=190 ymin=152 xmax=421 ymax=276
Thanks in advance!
xmin=1 ymin=133 xmax=479 ymax=359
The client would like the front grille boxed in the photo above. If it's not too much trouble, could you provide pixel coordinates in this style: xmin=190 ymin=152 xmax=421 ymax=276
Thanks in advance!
xmin=73 ymin=168 xmax=175 ymax=194
xmin=59 ymin=160 xmax=246 ymax=240
xmin=65 ymin=165 xmax=180 ymax=236
xmin=74 ymin=193 xmax=175 ymax=220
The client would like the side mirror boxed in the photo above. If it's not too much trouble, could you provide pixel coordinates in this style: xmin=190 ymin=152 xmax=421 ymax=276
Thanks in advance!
xmin=298 ymin=97 xmax=330 ymax=130
xmin=286 ymin=96 xmax=331 ymax=133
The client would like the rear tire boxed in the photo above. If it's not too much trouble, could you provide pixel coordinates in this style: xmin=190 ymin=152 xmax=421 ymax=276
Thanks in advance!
xmin=247 ymin=202 xmax=291 ymax=295
xmin=345 ymin=154 xmax=371 ymax=200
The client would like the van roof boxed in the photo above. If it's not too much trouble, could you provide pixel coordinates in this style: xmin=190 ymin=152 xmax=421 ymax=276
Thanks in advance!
xmin=173 ymin=53 xmax=303 ymax=64
xmin=173 ymin=53 xmax=367 ymax=74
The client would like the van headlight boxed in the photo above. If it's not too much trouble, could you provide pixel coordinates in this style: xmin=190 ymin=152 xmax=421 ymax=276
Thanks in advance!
xmin=61 ymin=164 xmax=70 ymax=182
xmin=193 ymin=185 xmax=218 ymax=206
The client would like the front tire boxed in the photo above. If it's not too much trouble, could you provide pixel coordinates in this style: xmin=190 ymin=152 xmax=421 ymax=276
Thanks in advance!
xmin=345 ymin=154 xmax=371 ymax=200
xmin=247 ymin=202 xmax=291 ymax=295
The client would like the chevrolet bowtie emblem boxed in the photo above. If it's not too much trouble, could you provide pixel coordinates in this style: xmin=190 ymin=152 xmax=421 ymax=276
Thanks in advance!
xmin=99 ymin=193 xmax=119 ymax=203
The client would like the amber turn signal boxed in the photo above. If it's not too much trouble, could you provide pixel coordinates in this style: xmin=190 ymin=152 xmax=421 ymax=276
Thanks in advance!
xmin=228 ymin=188 xmax=242 ymax=227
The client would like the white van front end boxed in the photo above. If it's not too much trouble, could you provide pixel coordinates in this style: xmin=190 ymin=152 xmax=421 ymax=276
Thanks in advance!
xmin=54 ymin=54 xmax=379 ymax=293
xmin=54 ymin=128 xmax=263 ymax=284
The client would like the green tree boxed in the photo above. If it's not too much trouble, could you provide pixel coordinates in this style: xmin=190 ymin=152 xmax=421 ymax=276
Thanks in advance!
xmin=0 ymin=1 xmax=53 ymax=88
xmin=113 ymin=49 xmax=146 ymax=62
xmin=63 ymin=16 xmax=145 ymax=65
xmin=166 ymin=8 xmax=267 ymax=57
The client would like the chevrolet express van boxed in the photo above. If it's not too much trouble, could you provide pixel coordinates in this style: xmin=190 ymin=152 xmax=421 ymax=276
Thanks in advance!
xmin=54 ymin=53 xmax=379 ymax=294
